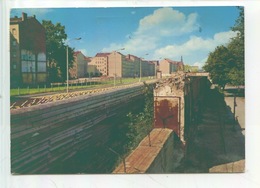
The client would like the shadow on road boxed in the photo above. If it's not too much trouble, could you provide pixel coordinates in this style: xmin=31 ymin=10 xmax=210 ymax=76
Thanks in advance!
xmin=175 ymin=87 xmax=245 ymax=173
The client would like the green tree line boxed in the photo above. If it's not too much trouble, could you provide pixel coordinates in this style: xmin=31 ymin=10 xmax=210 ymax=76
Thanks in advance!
xmin=203 ymin=7 xmax=244 ymax=89
xmin=42 ymin=20 xmax=75 ymax=83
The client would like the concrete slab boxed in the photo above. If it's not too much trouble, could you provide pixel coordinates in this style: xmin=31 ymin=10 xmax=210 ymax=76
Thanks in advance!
xmin=209 ymin=159 xmax=245 ymax=173
xmin=113 ymin=128 xmax=173 ymax=174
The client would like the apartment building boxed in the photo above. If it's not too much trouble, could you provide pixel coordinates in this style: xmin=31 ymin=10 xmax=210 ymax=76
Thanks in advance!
xmin=69 ymin=51 xmax=89 ymax=79
xmin=125 ymin=54 xmax=156 ymax=77
xmin=88 ymin=51 xmax=155 ymax=78
xmin=88 ymin=53 xmax=110 ymax=76
xmin=159 ymin=58 xmax=184 ymax=76
xmin=10 ymin=12 xmax=47 ymax=87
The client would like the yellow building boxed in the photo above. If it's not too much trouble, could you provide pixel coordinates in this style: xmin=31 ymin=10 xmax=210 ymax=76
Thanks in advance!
xmin=108 ymin=53 xmax=155 ymax=78
xmin=88 ymin=51 xmax=155 ymax=78
xmin=88 ymin=53 xmax=110 ymax=76
xmin=159 ymin=58 xmax=184 ymax=76
xmin=69 ymin=51 xmax=89 ymax=79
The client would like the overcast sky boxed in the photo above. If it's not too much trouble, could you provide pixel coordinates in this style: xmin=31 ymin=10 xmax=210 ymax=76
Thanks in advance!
xmin=11 ymin=7 xmax=240 ymax=68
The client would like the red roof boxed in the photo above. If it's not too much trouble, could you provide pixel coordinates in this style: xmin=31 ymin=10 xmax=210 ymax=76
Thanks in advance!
xmin=95 ymin=53 xmax=110 ymax=57
xmin=74 ymin=51 xmax=82 ymax=55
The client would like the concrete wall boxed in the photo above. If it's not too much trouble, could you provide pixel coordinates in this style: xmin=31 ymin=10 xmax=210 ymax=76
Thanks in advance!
xmin=146 ymin=130 xmax=175 ymax=173
xmin=154 ymin=73 xmax=186 ymax=143
xmin=113 ymin=128 xmax=184 ymax=173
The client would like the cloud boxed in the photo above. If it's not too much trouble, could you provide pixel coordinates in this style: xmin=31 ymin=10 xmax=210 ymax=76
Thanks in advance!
xmin=102 ymin=7 xmax=199 ymax=56
xmin=154 ymin=30 xmax=237 ymax=64
xmin=102 ymin=7 xmax=237 ymax=66
xmin=137 ymin=8 xmax=198 ymax=37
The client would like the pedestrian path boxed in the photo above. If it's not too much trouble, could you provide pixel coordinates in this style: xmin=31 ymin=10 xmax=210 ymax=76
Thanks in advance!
xmin=177 ymin=87 xmax=245 ymax=173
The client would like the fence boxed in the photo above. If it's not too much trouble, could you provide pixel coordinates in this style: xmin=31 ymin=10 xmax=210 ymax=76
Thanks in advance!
xmin=10 ymin=77 xmax=155 ymax=97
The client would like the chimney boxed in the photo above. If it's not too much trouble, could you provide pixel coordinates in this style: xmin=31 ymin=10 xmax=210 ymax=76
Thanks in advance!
xmin=22 ymin=12 xmax=27 ymax=21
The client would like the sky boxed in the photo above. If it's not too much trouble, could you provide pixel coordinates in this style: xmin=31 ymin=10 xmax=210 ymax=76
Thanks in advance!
xmin=10 ymin=6 xmax=240 ymax=68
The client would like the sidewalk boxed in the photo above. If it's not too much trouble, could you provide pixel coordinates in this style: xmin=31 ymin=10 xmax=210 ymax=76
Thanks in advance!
xmin=176 ymin=87 xmax=245 ymax=173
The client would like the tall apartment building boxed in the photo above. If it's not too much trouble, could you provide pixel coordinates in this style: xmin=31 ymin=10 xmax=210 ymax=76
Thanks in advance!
xmin=108 ymin=51 xmax=125 ymax=77
xmin=88 ymin=51 xmax=155 ymax=78
xmin=159 ymin=58 xmax=184 ymax=76
xmin=10 ymin=12 xmax=47 ymax=87
xmin=88 ymin=53 xmax=110 ymax=76
xmin=124 ymin=54 xmax=155 ymax=77
xmin=69 ymin=51 xmax=89 ymax=79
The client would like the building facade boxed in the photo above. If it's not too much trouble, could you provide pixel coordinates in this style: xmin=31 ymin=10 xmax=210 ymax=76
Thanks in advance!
xmin=159 ymin=58 xmax=184 ymax=76
xmin=108 ymin=53 xmax=155 ymax=78
xmin=107 ymin=52 xmax=123 ymax=77
xmin=88 ymin=53 xmax=110 ymax=76
xmin=69 ymin=51 xmax=89 ymax=79
xmin=10 ymin=12 xmax=47 ymax=87
xmin=87 ymin=51 xmax=155 ymax=78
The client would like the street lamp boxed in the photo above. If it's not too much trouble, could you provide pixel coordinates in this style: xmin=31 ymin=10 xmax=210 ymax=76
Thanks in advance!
xmin=66 ymin=37 xmax=81 ymax=93
xmin=139 ymin=53 xmax=149 ymax=82
xmin=114 ymin=48 xmax=125 ymax=87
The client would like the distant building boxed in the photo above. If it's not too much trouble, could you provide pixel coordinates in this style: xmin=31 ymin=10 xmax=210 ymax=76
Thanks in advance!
xmin=87 ymin=51 xmax=155 ymax=78
xmin=107 ymin=51 xmax=123 ymax=77
xmin=88 ymin=53 xmax=110 ymax=76
xmin=108 ymin=53 xmax=155 ymax=78
xmin=69 ymin=51 xmax=89 ymax=79
xmin=149 ymin=60 xmax=159 ymax=73
xmin=10 ymin=12 xmax=47 ymax=86
xmin=159 ymin=58 xmax=184 ymax=76
xmin=124 ymin=54 xmax=142 ymax=77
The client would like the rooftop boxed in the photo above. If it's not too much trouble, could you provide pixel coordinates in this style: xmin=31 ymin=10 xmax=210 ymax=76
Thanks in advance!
xmin=10 ymin=12 xmax=36 ymax=24
xmin=95 ymin=53 xmax=111 ymax=57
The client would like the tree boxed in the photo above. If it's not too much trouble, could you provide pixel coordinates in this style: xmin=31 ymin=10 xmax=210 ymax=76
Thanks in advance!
xmin=203 ymin=7 xmax=244 ymax=88
xmin=204 ymin=45 xmax=235 ymax=89
xmin=227 ymin=7 xmax=244 ymax=86
xmin=125 ymin=83 xmax=154 ymax=150
xmin=42 ymin=20 xmax=75 ymax=82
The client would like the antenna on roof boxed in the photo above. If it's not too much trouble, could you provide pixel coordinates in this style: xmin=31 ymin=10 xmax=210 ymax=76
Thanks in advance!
xmin=181 ymin=56 xmax=183 ymax=62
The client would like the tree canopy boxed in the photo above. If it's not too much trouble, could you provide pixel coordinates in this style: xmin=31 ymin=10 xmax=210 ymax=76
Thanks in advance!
xmin=203 ymin=7 xmax=244 ymax=88
xmin=42 ymin=20 xmax=75 ymax=82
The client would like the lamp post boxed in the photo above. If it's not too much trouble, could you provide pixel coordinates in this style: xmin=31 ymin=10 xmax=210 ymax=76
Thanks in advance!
xmin=139 ymin=53 xmax=148 ymax=82
xmin=66 ymin=37 xmax=81 ymax=93
xmin=114 ymin=48 xmax=125 ymax=87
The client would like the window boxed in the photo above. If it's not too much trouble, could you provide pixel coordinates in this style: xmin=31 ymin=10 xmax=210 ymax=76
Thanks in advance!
xmin=12 ymin=41 xmax=16 ymax=46
xmin=22 ymin=61 xmax=35 ymax=72
xmin=38 ymin=61 xmax=46 ymax=72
